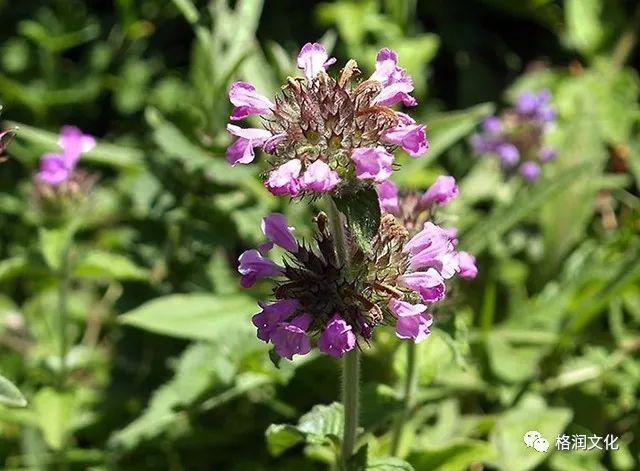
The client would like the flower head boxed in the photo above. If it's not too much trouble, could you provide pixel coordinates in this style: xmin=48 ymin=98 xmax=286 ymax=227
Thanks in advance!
xmin=225 ymin=42 xmax=427 ymax=197
xmin=471 ymin=89 xmax=557 ymax=182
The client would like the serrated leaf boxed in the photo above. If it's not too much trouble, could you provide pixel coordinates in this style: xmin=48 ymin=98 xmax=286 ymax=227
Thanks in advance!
xmin=0 ymin=374 xmax=27 ymax=408
xmin=266 ymin=402 xmax=344 ymax=457
xmin=333 ymin=187 xmax=381 ymax=252
xmin=119 ymin=293 xmax=257 ymax=341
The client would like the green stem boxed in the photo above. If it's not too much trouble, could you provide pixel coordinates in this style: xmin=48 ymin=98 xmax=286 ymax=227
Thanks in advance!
xmin=390 ymin=341 xmax=417 ymax=456
xmin=326 ymin=198 xmax=360 ymax=469
xmin=341 ymin=348 xmax=360 ymax=469
xmin=611 ymin=2 xmax=640 ymax=68
xmin=56 ymin=241 xmax=72 ymax=390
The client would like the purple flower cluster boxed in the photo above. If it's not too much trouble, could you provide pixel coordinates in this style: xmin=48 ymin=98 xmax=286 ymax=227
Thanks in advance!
xmin=226 ymin=43 xmax=428 ymax=197
xmin=239 ymin=213 xmax=360 ymax=360
xmin=471 ymin=90 xmax=557 ymax=182
xmin=36 ymin=126 xmax=95 ymax=186
xmin=238 ymin=176 xmax=477 ymax=358
xmin=375 ymin=176 xmax=477 ymax=343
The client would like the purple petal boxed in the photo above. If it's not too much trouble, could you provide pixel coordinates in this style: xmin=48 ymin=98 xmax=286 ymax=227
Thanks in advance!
xmin=301 ymin=160 xmax=340 ymax=193
xmin=261 ymin=213 xmax=298 ymax=253
xmin=351 ymin=146 xmax=394 ymax=182
xmin=229 ymin=81 xmax=274 ymax=120
xmin=376 ymin=180 xmax=400 ymax=214
xmin=237 ymin=249 xmax=283 ymax=288
xmin=36 ymin=153 xmax=71 ymax=186
xmin=381 ymin=123 xmax=428 ymax=158
xmin=421 ymin=176 xmax=459 ymax=207
xmin=265 ymin=159 xmax=302 ymax=196
xmin=297 ymin=42 xmax=335 ymax=81
xmin=317 ymin=314 xmax=356 ymax=358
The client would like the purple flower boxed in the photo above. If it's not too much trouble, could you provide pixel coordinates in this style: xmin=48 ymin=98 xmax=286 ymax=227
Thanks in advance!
xmin=301 ymin=160 xmax=340 ymax=193
xmin=370 ymin=48 xmax=416 ymax=107
xmin=482 ymin=116 xmax=502 ymax=134
xmin=271 ymin=314 xmax=313 ymax=360
xmin=398 ymin=268 xmax=446 ymax=303
xmin=495 ymin=142 xmax=520 ymax=168
xmin=404 ymin=222 xmax=452 ymax=255
xmin=36 ymin=153 xmax=71 ymax=186
xmin=470 ymin=134 xmax=494 ymax=155
xmin=381 ymin=123 xmax=428 ymax=157
xmin=58 ymin=126 xmax=96 ymax=167
xmin=238 ymin=249 xmax=283 ymax=288
xmin=317 ymin=314 xmax=356 ymax=358
xmin=389 ymin=299 xmax=433 ymax=343
xmin=457 ymin=251 xmax=478 ymax=279
xmin=516 ymin=90 xmax=555 ymax=123
xmin=377 ymin=180 xmax=400 ymax=213
xmin=261 ymin=213 xmax=298 ymax=253
xmin=226 ymin=124 xmax=273 ymax=166
xmin=520 ymin=161 xmax=541 ymax=182
xmin=539 ymin=147 xmax=557 ymax=162
xmin=351 ymin=146 xmax=394 ymax=182
xmin=252 ymin=299 xmax=300 ymax=342
xmin=297 ymin=43 xmax=336 ymax=81
xmin=421 ymin=176 xmax=459 ymax=207
xmin=229 ymin=81 xmax=275 ymax=121
xmin=265 ymin=159 xmax=302 ymax=196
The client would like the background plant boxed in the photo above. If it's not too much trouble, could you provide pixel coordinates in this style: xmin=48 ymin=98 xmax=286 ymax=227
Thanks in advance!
xmin=0 ymin=0 xmax=639 ymax=469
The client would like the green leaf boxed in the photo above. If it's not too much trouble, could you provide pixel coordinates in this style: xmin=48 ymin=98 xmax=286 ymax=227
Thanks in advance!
xmin=333 ymin=186 xmax=381 ymax=252
xmin=564 ymin=0 xmax=604 ymax=56
xmin=489 ymin=403 xmax=572 ymax=471
xmin=266 ymin=402 xmax=344 ymax=457
xmin=461 ymin=163 xmax=593 ymax=255
xmin=265 ymin=424 xmax=306 ymax=457
xmin=33 ymin=387 xmax=75 ymax=450
xmin=74 ymin=250 xmax=148 ymax=281
xmin=119 ymin=293 xmax=257 ymax=342
xmin=367 ymin=457 xmax=415 ymax=470
xmin=408 ymin=439 xmax=496 ymax=471
xmin=39 ymin=226 xmax=73 ymax=271
xmin=0 ymin=374 xmax=27 ymax=408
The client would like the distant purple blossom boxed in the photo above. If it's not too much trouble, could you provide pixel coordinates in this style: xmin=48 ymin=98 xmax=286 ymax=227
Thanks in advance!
xmin=36 ymin=126 xmax=95 ymax=186
xmin=471 ymin=89 xmax=557 ymax=182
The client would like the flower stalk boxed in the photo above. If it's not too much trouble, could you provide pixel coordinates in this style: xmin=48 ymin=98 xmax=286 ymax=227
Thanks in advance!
xmin=390 ymin=341 xmax=417 ymax=456
xmin=56 ymin=235 xmax=72 ymax=390
xmin=341 ymin=348 xmax=360 ymax=469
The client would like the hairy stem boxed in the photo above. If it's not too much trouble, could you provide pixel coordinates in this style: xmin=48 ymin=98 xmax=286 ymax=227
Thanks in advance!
xmin=57 ymin=242 xmax=71 ymax=390
xmin=390 ymin=341 xmax=417 ymax=456
xmin=341 ymin=348 xmax=360 ymax=469
xmin=326 ymin=198 xmax=360 ymax=468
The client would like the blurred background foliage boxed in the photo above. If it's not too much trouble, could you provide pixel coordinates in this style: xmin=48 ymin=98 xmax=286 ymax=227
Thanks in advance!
xmin=0 ymin=0 xmax=639 ymax=469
